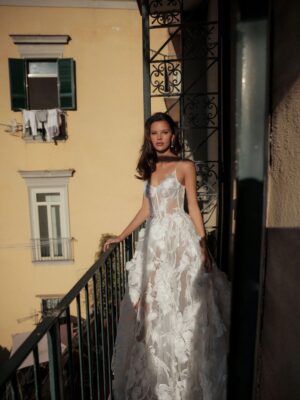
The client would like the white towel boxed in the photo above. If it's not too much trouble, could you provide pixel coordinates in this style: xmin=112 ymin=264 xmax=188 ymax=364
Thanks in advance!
xmin=22 ymin=110 xmax=38 ymax=136
xmin=36 ymin=110 xmax=48 ymax=140
xmin=22 ymin=109 xmax=30 ymax=136
xmin=45 ymin=109 xmax=61 ymax=140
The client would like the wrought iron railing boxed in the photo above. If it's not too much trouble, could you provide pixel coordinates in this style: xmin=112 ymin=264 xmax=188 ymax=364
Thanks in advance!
xmin=142 ymin=0 xmax=224 ymax=265
xmin=0 ymin=231 xmax=139 ymax=400
xmin=195 ymin=161 xmax=220 ymax=259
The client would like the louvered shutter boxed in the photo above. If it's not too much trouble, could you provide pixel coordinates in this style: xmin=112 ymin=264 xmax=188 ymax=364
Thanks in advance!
xmin=8 ymin=58 xmax=27 ymax=110
xmin=58 ymin=58 xmax=76 ymax=110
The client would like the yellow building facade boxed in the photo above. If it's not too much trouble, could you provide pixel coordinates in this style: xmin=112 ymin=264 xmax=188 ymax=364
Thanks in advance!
xmin=0 ymin=4 xmax=143 ymax=349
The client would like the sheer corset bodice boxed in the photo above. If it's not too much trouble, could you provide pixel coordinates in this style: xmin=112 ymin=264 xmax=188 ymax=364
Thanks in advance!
xmin=145 ymin=168 xmax=186 ymax=218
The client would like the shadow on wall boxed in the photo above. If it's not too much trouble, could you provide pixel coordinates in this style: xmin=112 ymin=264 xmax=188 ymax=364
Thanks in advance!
xmin=272 ymin=0 xmax=300 ymax=109
xmin=259 ymin=228 xmax=300 ymax=400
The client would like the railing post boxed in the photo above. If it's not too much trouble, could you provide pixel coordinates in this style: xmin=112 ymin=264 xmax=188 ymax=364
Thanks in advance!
xmin=47 ymin=322 xmax=64 ymax=400
xmin=142 ymin=0 xmax=151 ymax=120
xmin=76 ymin=293 xmax=85 ymax=400
xmin=66 ymin=306 xmax=75 ymax=399
xmin=125 ymin=235 xmax=133 ymax=262
xmin=104 ymin=259 xmax=113 ymax=398
xmin=84 ymin=283 xmax=94 ymax=400
xmin=120 ymin=241 xmax=126 ymax=297
xmin=98 ymin=268 xmax=108 ymax=400
xmin=92 ymin=274 xmax=101 ymax=400
xmin=114 ymin=245 xmax=120 ymax=322
xmin=33 ymin=345 xmax=42 ymax=400
xmin=108 ymin=254 xmax=116 ymax=346
xmin=10 ymin=372 xmax=21 ymax=400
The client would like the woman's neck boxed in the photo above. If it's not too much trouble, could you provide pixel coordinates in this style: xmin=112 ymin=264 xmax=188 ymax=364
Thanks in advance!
xmin=156 ymin=155 xmax=181 ymax=162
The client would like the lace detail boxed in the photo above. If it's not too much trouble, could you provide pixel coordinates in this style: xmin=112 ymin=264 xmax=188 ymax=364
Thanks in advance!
xmin=112 ymin=166 xmax=231 ymax=400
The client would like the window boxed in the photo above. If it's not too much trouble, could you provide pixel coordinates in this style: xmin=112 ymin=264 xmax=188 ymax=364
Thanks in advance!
xmin=28 ymin=60 xmax=59 ymax=109
xmin=41 ymin=297 xmax=63 ymax=318
xmin=8 ymin=58 xmax=76 ymax=111
xmin=19 ymin=169 xmax=75 ymax=262
xmin=31 ymin=189 xmax=70 ymax=260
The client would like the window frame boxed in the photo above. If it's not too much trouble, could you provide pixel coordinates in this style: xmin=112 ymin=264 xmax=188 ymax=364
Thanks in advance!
xmin=30 ymin=187 xmax=70 ymax=260
xmin=26 ymin=58 xmax=59 ymax=110
xmin=8 ymin=57 xmax=76 ymax=111
xmin=19 ymin=169 xmax=74 ymax=263
xmin=41 ymin=296 xmax=63 ymax=318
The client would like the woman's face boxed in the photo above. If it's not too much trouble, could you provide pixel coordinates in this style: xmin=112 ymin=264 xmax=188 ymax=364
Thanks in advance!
xmin=149 ymin=120 xmax=174 ymax=153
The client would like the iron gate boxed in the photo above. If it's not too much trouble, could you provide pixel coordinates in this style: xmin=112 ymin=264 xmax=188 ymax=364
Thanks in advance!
xmin=141 ymin=0 xmax=224 ymax=263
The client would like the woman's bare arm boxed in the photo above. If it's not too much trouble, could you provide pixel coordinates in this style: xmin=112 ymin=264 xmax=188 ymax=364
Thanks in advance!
xmin=103 ymin=192 xmax=150 ymax=251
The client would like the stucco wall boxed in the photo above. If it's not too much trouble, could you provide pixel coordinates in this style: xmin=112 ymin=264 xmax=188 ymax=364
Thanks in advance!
xmin=267 ymin=80 xmax=300 ymax=227
xmin=0 ymin=6 xmax=143 ymax=349
xmin=259 ymin=0 xmax=300 ymax=398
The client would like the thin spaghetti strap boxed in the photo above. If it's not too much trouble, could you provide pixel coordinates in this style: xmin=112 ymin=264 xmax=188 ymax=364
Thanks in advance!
xmin=169 ymin=160 xmax=179 ymax=176
xmin=173 ymin=160 xmax=183 ymax=187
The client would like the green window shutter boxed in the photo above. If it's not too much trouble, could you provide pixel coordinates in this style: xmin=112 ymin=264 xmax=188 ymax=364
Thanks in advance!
xmin=8 ymin=58 xmax=27 ymax=111
xmin=58 ymin=58 xmax=76 ymax=110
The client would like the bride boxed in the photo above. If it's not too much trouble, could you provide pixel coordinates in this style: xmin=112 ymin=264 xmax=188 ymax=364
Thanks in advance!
xmin=103 ymin=112 xmax=231 ymax=400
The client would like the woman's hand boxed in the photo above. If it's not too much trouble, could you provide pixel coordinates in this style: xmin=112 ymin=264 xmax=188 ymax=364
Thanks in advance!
xmin=203 ymin=248 xmax=213 ymax=273
xmin=200 ymin=238 xmax=213 ymax=273
xmin=103 ymin=235 xmax=123 ymax=252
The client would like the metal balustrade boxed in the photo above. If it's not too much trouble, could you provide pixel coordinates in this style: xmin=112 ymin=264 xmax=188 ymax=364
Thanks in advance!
xmin=0 ymin=231 xmax=139 ymax=400
xmin=31 ymin=238 xmax=74 ymax=262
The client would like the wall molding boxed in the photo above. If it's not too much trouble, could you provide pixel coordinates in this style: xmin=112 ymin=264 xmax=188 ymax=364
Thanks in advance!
xmin=19 ymin=169 xmax=75 ymax=187
xmin=10 ymin=34 xmax=71 ymax=58
xmin=10 ymin=35 xmax=71 ymax=45
xmin=0 ymin=0 xmax=137 ymax=9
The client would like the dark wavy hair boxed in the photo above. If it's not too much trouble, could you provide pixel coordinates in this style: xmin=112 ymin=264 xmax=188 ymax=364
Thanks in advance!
xmin=135 ymin=112 xmax=182 ymax=180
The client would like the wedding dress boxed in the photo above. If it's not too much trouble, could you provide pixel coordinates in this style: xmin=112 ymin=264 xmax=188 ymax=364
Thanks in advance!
xmin=111 ymin=164 xmax=231 ymax=400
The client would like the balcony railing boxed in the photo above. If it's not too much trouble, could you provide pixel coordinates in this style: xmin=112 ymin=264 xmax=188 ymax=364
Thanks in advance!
xmin=0 ymin=230 xmax=139 ymax=400
xmin=31 ymin=237 xmax=74 ymax=262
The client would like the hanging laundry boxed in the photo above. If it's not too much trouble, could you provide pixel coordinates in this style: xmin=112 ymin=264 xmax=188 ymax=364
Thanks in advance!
xmin=22 ymin=108 xmax=64 ymax=142
xmin=44 ymin=109 xmax=62 ymax=141
xmin=36 ymin=110 xmax=48 ymax=141
xmin=22 ymin=110 xmax=39 ymax=137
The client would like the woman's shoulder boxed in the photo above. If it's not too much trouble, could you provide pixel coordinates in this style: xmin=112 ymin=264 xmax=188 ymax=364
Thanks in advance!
xmin=178 ymin=158 xmax=194 ymax=164
xmin=177 ymin=158 xmax=196 ymax=172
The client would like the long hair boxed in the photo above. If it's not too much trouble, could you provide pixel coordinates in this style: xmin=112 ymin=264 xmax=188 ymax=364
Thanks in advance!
xmin=135 ymin=112 xmax=182 ymax=180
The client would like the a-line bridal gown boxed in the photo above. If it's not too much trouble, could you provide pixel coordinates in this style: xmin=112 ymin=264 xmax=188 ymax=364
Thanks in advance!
xmin=111 ymin=163 xmax=231 ymax=400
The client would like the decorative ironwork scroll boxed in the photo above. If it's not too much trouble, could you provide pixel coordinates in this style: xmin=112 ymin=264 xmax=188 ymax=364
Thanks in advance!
xmin=183 ymin=94 xmax=218 ymax=128
xmin=150 ymin=60 xmax=182 ymax=95
xmin=195 ymin=161 xmax=218 ymax=227
xmin=183 ymin=22 xmax=218 ymax=59
xmin=149 ymin=0 xmax=182 ymax=27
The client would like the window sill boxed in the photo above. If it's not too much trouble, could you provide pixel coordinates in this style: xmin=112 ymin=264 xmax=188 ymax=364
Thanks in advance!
xmin=31 ymin=237 xmax=74 ymax=262
xmin=23 ymin=134 xmax=67 ymax=144
xmin=32 ymin=259 xmax=75 ymax=265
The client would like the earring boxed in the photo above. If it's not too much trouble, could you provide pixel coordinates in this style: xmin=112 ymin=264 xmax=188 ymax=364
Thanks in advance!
xmin=170 ymin=139 xmax=175 ymax=150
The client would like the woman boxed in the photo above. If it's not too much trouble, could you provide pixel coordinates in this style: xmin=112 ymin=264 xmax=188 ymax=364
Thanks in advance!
xmin=103 ymin=112 xmax=231 ymax=400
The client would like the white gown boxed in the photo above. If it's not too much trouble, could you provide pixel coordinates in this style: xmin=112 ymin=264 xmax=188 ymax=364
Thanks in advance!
xmin=112 ymin=166 xmax=231 ymax=400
